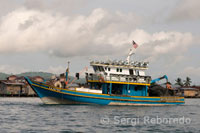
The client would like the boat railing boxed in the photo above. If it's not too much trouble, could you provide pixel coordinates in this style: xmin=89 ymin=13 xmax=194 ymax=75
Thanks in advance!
xmin=90 ymin=61 xmax=149 ymax=69
xmin=87 ymin=73 xmax=151 ymax=84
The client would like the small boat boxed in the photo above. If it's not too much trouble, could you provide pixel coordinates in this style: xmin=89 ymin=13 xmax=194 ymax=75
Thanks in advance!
xmin=25 ymin=43 xmax=184 ymax=105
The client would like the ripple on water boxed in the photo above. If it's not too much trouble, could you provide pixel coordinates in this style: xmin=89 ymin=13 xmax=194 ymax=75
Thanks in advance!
xmin=0 ymin=98 xmax=199 ymax=132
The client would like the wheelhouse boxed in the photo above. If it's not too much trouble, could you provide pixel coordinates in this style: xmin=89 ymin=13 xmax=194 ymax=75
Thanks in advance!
xmin=86 ymin=60 xmax=151 ymax=96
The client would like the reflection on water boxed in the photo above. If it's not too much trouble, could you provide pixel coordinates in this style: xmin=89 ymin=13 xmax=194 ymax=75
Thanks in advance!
xmin=0 ymin=98 xmax=199 ymax=132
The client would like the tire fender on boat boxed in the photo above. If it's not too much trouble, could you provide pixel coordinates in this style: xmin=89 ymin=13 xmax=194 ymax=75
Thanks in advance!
xmin=54 ymin=81 xmax=62 ymax=88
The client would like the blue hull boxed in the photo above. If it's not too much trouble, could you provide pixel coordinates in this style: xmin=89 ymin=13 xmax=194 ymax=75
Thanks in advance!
xmin=25 ymin=78 xmax=185 ymax=106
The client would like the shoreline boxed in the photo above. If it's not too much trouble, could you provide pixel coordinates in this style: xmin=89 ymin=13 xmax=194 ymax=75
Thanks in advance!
xmin=0 ymin=94 xmax=37 ymax=97
xmin=0 ymin=95 xmax=200 ymax=98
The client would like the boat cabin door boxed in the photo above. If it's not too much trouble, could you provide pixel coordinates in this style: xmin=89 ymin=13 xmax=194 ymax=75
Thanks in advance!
xmin=129 ymin=69 xmax=133 ymax=75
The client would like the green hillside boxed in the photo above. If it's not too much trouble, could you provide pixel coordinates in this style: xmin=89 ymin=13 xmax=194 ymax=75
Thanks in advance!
xmin=18 ymin=72 xmax=54 ymax=80
xmin=0 ymin=72 xmax=9 ymax=80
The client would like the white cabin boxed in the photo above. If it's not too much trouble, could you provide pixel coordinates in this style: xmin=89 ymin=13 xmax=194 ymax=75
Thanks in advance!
xmin=90 ymin=61 xmax=148 ymax=76
xmin=89 ymin=60 xmax=151 ymax=84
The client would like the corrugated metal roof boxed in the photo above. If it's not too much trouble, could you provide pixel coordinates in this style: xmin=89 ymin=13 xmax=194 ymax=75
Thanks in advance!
xmin=180 ymin=87 xmax=197 ymax=90
xmin=1 ymin=81 xmax=24 ymax=85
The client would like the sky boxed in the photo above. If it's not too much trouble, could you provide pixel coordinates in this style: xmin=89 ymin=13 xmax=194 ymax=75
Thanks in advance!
xmin=0 ymin=0 xmax=199 ymax=84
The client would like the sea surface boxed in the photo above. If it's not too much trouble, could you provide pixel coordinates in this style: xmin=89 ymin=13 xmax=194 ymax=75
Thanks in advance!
xmin=0 ymin=98 xmax=199 ymax=133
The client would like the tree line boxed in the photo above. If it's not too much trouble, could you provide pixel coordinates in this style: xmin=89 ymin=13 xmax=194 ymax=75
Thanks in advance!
xmin=175 ymin=77 xmax=192 ymax=87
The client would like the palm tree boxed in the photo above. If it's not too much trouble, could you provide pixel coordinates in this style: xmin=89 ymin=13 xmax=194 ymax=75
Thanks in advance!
xmin=175 ymin=77 xmax=183 ymax=87
xmin=184 ymin=77 xmax=192 ymax=87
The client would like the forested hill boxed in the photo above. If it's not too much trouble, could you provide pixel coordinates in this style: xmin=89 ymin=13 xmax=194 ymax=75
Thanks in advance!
xmin=0 ymin=72 xmax=53 ymax=80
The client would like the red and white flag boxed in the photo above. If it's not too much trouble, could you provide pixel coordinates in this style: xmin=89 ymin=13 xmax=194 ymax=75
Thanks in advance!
xmin=132 ymin=40 xmax=138 ymax=49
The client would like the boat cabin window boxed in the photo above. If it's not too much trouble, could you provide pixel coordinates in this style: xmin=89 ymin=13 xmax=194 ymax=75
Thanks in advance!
xmin=93 ymin=66 xmax=104 ymax=72
xmin=98 ymin=66 xmax=104 ymax=72
xmin=108 ymin=67 xmax=111 ymax=71
xmin=116 ymin=68 xmax=119 ymax=72
xmin=105 ymin=67 xmax=107 ymax=70
xmin=116 ymin=68 xmax=122 ymax=72
xmin=93 ymin=66 xmax=98 ymax=72
xmin=136 ymin=70 xmax=139 ymax=75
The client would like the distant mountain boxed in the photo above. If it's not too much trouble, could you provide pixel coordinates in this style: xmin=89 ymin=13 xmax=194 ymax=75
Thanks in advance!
xmin=0 ymin=72 xmax=9 ymax=80
xmin=18 ymin=72 xmax=54 ymax=80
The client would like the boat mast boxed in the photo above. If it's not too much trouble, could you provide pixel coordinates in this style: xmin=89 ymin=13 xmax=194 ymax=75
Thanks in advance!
xmin=126 ymin=48 xmax=135 ymax=65
xmin=126 ymin=40 xmax=138 ymax=64
xmin=66 ymin=61 xmax=70 ymax=83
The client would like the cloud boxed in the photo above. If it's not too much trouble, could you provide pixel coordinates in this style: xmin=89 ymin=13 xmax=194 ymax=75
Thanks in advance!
xmin=0 ymin=7 xmax=141 ymax=57
xmin=135 ymin=30 xmax=193 ymax=62
xmin=0 ymin=2 xmax=198 ymax=83
xmin=42 ymin=66 xmax=66 ymax=74
xmin=0 ymin=7 xmax=194 ymax=64
xmin=23 ymin=0 xmax=89 ymax=15
xmin=0 ymin=0 xmax=22 ymax=17
xmin=168 ymin=0 xmax=200 ymax=21
xmin=0 ymin=65 xmax=29 ymax=74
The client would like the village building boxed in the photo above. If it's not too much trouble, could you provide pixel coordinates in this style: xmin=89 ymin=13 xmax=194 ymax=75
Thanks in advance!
xmin=16 ymin=76 xmax=26 ymax=83
xmin=0 ymin=80 xmax=25 ymax=96
xmin=7 ymin=75 xmax=17 ymax=81
xmin=0 ymin=75 xmax=36 ymax=96
xmin=32 ymin=76 xmax=44 ymax=82
xmin=180 ymin=87 xmax=199 ymax=98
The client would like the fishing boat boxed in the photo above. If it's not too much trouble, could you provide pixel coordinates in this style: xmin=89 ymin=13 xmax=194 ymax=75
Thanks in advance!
xmin=25 ymin=42 xmax=184 ymax=105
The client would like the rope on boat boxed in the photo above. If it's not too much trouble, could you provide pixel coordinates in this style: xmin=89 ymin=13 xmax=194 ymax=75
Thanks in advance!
xmin=66 ymin=67 xmax=88 ymax=88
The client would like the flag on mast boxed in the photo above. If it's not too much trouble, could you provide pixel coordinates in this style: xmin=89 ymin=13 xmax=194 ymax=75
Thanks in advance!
xmin=132 ymin=40 xmax=138 ymax=49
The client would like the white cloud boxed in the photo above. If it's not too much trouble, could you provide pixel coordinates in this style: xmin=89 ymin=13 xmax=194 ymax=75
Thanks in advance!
xmin=0 ymin=7 xmax=141 ymax=57
xmin=0 ymin=6 xmax=196 ymax=78
xmin=0 ymin=65 xmax=29 ymax=74
xmin=135 ymin=31 xmax=193 ymax=62
xmin=0 ymin=7 xmax=194 ymax=60
xmin=168 ymin=0 xmax=200 ymax=21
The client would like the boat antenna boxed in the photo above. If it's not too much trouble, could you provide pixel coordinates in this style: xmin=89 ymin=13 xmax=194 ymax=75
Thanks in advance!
xmin=67 ymin=61 xmax=70 ymax=70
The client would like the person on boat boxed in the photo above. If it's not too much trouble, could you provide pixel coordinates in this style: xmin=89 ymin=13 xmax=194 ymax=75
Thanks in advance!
xmin=166 ymin=82 xmax=175 ymax=96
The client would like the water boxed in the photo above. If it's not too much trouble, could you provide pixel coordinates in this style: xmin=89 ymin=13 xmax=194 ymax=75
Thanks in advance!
xmin=0 ymin=98 xmax=199 ymax=133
